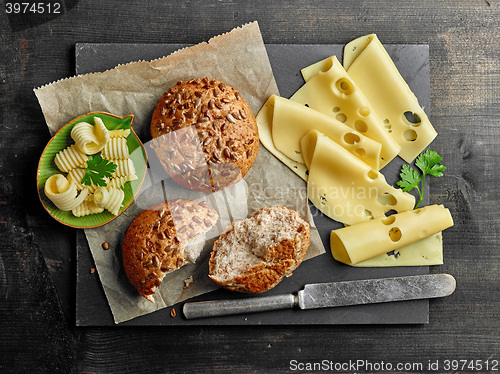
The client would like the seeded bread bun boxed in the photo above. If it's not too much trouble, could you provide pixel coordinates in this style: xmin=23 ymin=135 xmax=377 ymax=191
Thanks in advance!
xmin=150 ymin=77 xmax=259 ymax=192
xmin=208 ymin=206 xmax=310 ymax=293
xmin=122 ymin=199 xmax=218 ymax=302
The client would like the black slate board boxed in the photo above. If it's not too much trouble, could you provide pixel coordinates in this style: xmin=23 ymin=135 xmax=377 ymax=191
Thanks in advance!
xmin=75 ymin=42 xmax=431 ymax=326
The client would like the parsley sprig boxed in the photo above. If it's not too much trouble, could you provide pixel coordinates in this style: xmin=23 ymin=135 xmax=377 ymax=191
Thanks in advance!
xmin=78 ymin=155 xmax=117 ymax=187
xmin=397 ymin=150 xmax=446 ymax=209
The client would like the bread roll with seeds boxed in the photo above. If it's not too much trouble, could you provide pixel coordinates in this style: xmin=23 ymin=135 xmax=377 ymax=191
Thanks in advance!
xmin=122 ymin=199 xmax=218 ymax=302
xmin=209 ymin=206 xmax=310 ymax=293
xmin=150 ymin=78 xmax=259 ymax=192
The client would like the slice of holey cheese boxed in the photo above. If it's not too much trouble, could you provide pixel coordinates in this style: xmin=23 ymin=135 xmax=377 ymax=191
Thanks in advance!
xmin=291 ymin=56 xmax=400 ymax=169
xmin=354 ymin=232 xmax=443 ymax=267
xmin=343 ymin=34 xmax=437 ymax=163
xmin=330 ymin=204 xmax=453 ymax=265
xmin=256 ymin=95 xmax=309 ymax=181
xmin=300 ymin=129 xmax=415 ymax=225
xmin=271 ymin=95 xmax=381 ymax=170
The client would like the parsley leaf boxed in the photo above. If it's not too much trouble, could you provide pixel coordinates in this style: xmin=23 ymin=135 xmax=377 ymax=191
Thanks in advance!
xmin=78 ymin=156 xmax=117 ymax=187
xmin=396 ymin=164 xmax=421 ymax=192
xmin=397 ymin=150 xmax=446 ymax=209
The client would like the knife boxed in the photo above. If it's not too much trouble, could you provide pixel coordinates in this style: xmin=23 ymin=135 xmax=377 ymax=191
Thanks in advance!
xmin=183 ymin=273 xmax=455 ymax=319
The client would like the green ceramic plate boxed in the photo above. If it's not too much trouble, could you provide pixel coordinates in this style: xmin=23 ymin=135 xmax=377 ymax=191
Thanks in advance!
xmin=37 ymin=112 xmax=147 ymax=228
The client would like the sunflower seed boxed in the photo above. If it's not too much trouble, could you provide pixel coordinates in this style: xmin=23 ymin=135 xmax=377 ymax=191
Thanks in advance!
xmin=183 ymin=92 xmax=190 ymax=100
xmin=235 ymin=91 xmax=241 ymax=100
xmin=221 ymin=98 xmax=231 ymax=104
xmin=223 ymin=147 xmax=231 ymax=158
xmin=215 ymin=101 xmax=223 ymax=109
xmin=226 ymin=113 xmax=236 ymax=123
xmin=153 ymin=255 xmax=160 ymax=267
xmin=218 ymin=83 xmax=226 ymax=91
xmin=204 ymin=218 xmax=213 ymax=227
xmin=239 ymin=109 xmax=247 ymax=119
xmin=246 ymin=148 xmax=253 ymax=158
xmin=194 ymin=98 xmax=201 ymax=108
xmin=184 ymin=111 xmax=194 ymax=118
xmin=213 ymin=87 xmax=221 ymax=97
xmin=203 ymin=137 xmax=213 ymax=146
xmin=231 ymin=111 xmax=241 ymax=120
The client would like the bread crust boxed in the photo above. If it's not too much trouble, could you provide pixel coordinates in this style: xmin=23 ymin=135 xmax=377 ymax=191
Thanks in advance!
xmin=208 ymin=206 xmax=310 ymax=293
xmin=122 ymin=199 xmax=218 ymax=302
xmin=150 ymin=78 xmax=259 ymax=192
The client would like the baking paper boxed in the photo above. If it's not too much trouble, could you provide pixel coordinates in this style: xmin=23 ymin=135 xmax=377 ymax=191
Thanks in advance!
xmin=34 ymin=22 xmax=325 ymax=324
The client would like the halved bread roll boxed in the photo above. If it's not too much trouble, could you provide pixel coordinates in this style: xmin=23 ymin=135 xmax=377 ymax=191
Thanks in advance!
xmin=122 ymin=199 xmax=218 ymax=302
xmin=209 ymin=206 xmax=310 ymax=293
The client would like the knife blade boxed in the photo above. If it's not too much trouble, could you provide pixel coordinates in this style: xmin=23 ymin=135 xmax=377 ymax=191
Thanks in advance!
xmin=183 ymin=273 xmax=455 ymax=319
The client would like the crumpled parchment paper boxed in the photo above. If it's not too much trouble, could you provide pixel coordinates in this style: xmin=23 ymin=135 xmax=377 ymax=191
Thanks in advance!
xmin=34 ymin=21 xmax=324 ymax=324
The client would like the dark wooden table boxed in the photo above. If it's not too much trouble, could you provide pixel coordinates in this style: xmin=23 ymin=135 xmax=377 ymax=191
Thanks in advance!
xmin=1 ymin=1 xmax=499 ymax=373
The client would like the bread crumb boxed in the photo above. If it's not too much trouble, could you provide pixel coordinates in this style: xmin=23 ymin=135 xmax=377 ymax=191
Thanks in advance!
xmin=170 ymin=308 xmax=176 ymax=318
xmin=184 ymin=275 xmax=194 ymax=289
xmin=90 ymin=267 xmax=95 ymax=274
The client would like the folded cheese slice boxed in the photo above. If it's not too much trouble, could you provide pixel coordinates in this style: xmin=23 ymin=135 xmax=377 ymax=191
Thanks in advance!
xmin=271 ymin=95 xmax=381 ymax=170
xmin=291 ymin=56 xmax=400 ymax=169
xmin=301 ymin=130 xmax=415 ymax=226
xmin=256 ymin=95 xmax=309 ymax=181
xmin=343 ymin=34 xmax=437 ymax=162
xmin=330 ymin=204 xmax=453 ymax=265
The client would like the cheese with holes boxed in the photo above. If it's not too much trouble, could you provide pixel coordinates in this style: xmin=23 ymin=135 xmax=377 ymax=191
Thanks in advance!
xmin=256 ymin=95 xmax=309 ymax=181
xmin=269 ymin=95 xmax=381 ymax=170
xmin=354 ymin=232 xmax=443 ymax=267
xmin=291 ymin=56 xmax=400 ymax=169
xmin=301 ymin=130 xmax=415 ymax=225
xmin=330 ymin=204 xmax=453 ymax=265
xmin=343 ymin=34 xmax=437 ymax=162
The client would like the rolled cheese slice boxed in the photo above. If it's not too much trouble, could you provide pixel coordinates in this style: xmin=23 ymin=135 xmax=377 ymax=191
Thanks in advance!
xmin=44 ymin=174 xmax=89 ymax=211
xmin=343 ymin=34 xmax=437 ymax=162
xmin=71 ymin=117 xmax=110 ymax=155
xmin=270 ymin=95 xmax=382 ymax=170
xmin=301 ymin=129 xmax=415 ymax=225
xmin=256 ymin=95 xmax=309 ymax=181
xmin=291 ymin=56 xmax=400 ymax=169
xmin=330 ymin=204 xmax=453 ymax=265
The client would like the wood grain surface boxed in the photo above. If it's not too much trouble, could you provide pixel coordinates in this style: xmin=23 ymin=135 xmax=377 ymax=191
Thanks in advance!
xmin=1 ymin=1 xmax=499 ymax=373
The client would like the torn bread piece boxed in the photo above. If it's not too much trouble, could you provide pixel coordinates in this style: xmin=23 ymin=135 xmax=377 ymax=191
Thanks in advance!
xmin=122 ymin=199 xmax=218 ymax=302
xmin=209 ymin=206 xmax=310 ymax=293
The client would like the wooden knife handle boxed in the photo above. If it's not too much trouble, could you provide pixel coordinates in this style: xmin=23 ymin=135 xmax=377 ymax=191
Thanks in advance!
xmin=183 ymin=294 xmax=297 ymax=319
